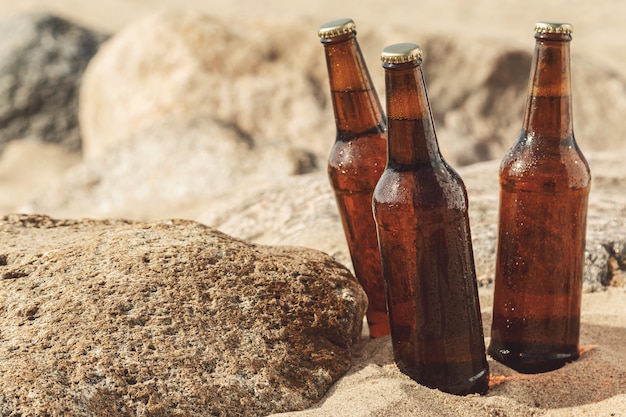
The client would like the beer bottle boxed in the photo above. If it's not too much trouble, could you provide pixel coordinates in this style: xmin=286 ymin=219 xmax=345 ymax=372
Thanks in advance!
xmin=373 ymin=43 xmax=489 ymax=395
xmin=318 ymin=18 xmax=390 ymax=337
xmin=488 ymin=22 xmax=591 ymax=374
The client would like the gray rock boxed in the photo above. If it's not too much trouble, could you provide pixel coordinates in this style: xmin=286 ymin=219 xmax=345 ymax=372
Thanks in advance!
xmin=0 ymin=12 xmax=107 ymax=152
xmin=580 ymin=152 xmax=626 ymax=290
xmin=0 ymin=214 xmax=366 ymax=416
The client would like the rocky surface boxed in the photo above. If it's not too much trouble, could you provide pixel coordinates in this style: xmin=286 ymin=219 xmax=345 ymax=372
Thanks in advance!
xmin=0 ymin=12 xmax=107 ymax=153
xmin=0 ymin=214 xmax=366 ymax=416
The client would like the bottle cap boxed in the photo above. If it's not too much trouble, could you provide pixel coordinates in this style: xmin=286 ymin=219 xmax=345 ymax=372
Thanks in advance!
xmin=318 ymin=18 xmax=356 ymax=39
xmin=380 ymin=43 xmax=423 ymax=64
xmin=534 ymin=22 xmax=573 ymax=35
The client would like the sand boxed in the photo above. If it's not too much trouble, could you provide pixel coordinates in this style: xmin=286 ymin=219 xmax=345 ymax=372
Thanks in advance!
xmin=268 ymin=287 xmax=626 ymax=416
xmin=0 ymin=1 xmax=625 ymax=416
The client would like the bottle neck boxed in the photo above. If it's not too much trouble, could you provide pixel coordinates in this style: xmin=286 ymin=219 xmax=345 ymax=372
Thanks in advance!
xmin=383 ymin=60 xmax=442 ymax=169
xmin=522 ymin=33 xmax=573 ymax=142
xmin=322 ymin=33 xmax=386 ymax=140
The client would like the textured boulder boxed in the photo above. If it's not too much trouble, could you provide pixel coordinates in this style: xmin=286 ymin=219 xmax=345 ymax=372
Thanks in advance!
xmin=0 ymin=214 xmax=366 ymax=416
xmin=0 ymin=13 xmax=107 ymax=152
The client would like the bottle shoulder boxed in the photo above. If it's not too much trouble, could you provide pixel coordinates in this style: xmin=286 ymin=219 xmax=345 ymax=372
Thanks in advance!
xmin=500 ymin=135 xmax=591 ymax=191
xmin=373 ymin=164 xmax=468 ymax=211
xmin=328 ymin=132 xmax=387 ymax=193
xmin=328 ymin=132 xmax=387 ymax=169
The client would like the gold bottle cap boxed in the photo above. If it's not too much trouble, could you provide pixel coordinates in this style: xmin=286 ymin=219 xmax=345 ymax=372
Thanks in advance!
xmin=380 ymin=43 xmax=423 ymax=64
xmin=534 ymin=22 xmax=573 ymax=35
xmin=318 ymin=18 xmax=356 ymax=39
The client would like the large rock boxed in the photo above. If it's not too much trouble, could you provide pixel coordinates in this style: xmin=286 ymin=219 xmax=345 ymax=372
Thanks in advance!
xmin=0 ymin=13 xmax=107 ymax=152
xmin=79 ymin=10 xmax=329 ymax=161
xmin=0 ymin=214 xmax=366 ymax=416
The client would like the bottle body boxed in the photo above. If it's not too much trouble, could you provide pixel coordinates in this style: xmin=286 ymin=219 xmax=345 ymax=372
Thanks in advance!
xmin=488 ymin=23 xmax=591 ymax=373
xmin=320 ymin=19 xmax=390 ymax=337
xmin=374 ymin=44 xmax=488 ymax=395
xmin=489 ymin=125 xmax=590 ymax=373
xmin=328 ymin=130 xmax=387 ymax=337
xmin=374 ymin=150 xmax=489 ymax=395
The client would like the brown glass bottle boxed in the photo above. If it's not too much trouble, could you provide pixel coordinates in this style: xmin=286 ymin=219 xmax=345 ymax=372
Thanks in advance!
xmin=488 ymin=22 xmax=591 ymax=374
xmin=373 ymin=43 xmax=489 ymax=395
xmin=318 ymin=18 xmax=389 ymax=338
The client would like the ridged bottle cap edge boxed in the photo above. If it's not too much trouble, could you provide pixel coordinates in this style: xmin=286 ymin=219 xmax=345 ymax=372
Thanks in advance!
xmin=534 ymin=22 xmax=573 ymax=35
xmin=381 ymin=43 xmax=423 ymax=64
xmin=318 ymin=18 xmax=356 ymax=38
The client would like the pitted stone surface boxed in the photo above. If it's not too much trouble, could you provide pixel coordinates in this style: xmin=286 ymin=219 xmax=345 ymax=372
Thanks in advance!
xmin=0 ymin=214 xmax=366 ymax=416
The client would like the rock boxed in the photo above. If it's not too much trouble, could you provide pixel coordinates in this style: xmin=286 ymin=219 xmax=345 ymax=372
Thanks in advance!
xmin=79 ymin=10 xmax=329 ymax=161
xmin=580 ymin=152 xmax=626 ymax=290
xmin=0 ymin=214 xmax=366 ymax=416
xmin=21 ymin=115 xmax=317 ymax=219
xmin=197 ymin=172 xmax=351 ymax=270
xmin=0 ymin=12 xmax=108 ymax=153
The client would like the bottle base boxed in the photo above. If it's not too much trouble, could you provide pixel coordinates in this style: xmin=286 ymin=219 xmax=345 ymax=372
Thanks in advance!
xmin=366 ymin=310 xmax=391 ymax=338
xmin=488 ymin=340 xmax=579 ymax=374
xmin=397 ymin=362 xmax=489 ymax=396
